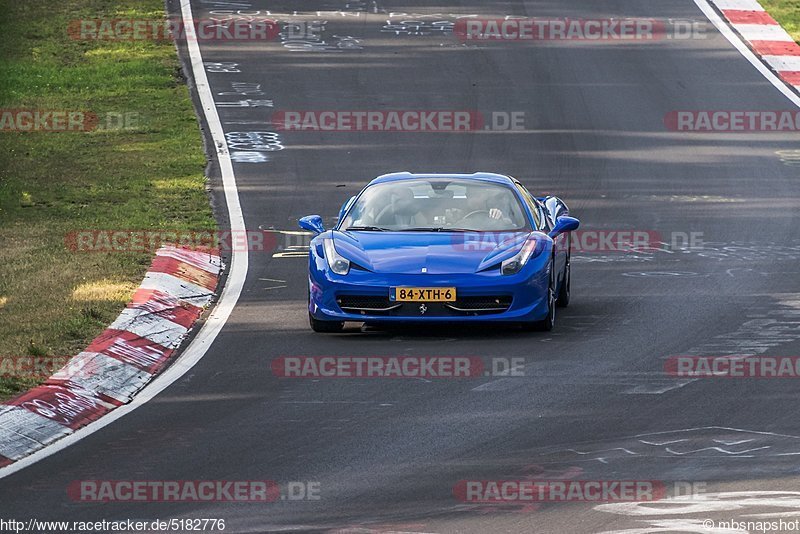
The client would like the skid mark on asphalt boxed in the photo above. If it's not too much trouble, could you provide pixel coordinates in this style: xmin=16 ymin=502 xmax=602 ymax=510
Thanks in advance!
xmin=679 ymin=294 xmax=800 ymax=357
xmin=694 ymin=242 xmax=800 ymax=262
xmin=259 ymin=277 xmax=288 ymax=291
xmin=541 ymin=427 xmax=800 ymax=464
xmin=621 ymin=380 xmax=696 ymax=395
xmin=471 ymin=368 xmax=701 ymax=393
xmin=623 ymin=295 xmax=800 ymax=394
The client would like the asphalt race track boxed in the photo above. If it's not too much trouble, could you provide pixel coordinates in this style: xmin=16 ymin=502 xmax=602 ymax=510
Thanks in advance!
xmin=3 ymin=1 xmax=800 ymax=532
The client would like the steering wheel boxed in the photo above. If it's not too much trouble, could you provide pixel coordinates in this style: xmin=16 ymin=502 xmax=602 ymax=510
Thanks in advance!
xmin=460 ymin=210 xmax=490 ymax=221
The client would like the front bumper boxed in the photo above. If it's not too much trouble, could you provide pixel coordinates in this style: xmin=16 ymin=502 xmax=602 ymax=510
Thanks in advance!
xmin=308 ymin=257 xmax=551 ymax=324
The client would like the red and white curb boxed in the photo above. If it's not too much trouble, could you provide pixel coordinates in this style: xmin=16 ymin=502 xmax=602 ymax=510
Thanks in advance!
xmin=710 ymin=0 xmax=800 ymax=90
xmin=0 ymin=246 xmax=221 ymax=466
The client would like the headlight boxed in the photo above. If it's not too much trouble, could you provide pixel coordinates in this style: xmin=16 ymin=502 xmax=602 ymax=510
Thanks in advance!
xmin=323 ymin=238 xmax=350 ymax=275
xmin=501 ymin=235 xmax=546 ymax=275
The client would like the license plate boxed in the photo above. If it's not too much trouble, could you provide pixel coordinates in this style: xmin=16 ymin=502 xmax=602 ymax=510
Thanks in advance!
xmin=393 ymin=287 xmax=456 ymax=302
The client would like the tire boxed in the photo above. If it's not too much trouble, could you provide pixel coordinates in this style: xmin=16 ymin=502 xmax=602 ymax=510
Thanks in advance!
xmin=309 ymin=312 xmax=344 ymax=333
xmin=556 ymin=249 xmax=570 ymax=308
xmin=308 ymin=289 xmax=344 ymax=333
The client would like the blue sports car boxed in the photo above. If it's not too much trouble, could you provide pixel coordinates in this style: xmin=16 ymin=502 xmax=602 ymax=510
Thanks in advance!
xmin=299 ymin=172 xmax=579 ymax=333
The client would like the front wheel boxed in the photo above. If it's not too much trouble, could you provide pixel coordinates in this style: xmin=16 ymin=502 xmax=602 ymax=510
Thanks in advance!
xmin=308 ymin=289 xmax=344 ymax=333
xmin=524 ymin=260 xmax=556 ymax=332
xmin=309 ymin=312 xmax=344 ymax=333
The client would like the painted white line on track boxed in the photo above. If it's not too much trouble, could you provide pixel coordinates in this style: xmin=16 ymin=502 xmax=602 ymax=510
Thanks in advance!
xmin=0 ymin=0 xmax=247 ymax=479
xmin=693 ymin=0 xmax=800 ymax=108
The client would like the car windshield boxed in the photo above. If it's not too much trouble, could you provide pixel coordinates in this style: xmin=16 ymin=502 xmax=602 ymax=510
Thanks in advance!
xmin=339 ymin=179 xmax=531 ymax=232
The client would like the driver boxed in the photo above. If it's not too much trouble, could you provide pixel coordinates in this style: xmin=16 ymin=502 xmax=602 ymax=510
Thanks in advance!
xmin=459 ymin=185 xmax=508 ymax=222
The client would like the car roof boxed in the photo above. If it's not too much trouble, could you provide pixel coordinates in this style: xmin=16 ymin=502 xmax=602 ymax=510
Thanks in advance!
xmin=368 ymin=172 xmax=516 ymax=187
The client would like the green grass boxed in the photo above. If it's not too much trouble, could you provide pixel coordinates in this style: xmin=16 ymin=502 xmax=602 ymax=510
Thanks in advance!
xmin=0 ymin=0 xmax=213 ymax=399
xmin=761 ymin=0 xmax=800 ymax=42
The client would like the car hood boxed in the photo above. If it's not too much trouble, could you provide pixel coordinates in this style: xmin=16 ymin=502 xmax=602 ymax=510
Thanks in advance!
xmin=332 ymin=230 xmax=532 ymax=274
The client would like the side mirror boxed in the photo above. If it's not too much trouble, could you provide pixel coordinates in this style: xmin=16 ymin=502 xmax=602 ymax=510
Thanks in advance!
xmin=549 ymin=216 xmax=580 ymax=238
xmin=338 ymin=196 xmax=356 ymax=223
xmin=299 ymin=215 xmax=325 ymax=235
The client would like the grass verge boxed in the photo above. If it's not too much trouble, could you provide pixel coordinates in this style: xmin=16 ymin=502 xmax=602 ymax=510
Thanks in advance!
xmin=760 ymin=0 xmax=800 ymax=42
xmin=0 ymin=0 xmax=213 ymax=400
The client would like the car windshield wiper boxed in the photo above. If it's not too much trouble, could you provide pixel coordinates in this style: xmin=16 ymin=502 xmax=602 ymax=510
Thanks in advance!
xmin=343 ymin=226 xmax=390 ymax=232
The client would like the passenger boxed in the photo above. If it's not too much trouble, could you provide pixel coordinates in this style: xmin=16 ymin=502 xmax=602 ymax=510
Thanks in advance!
xmin=375 ymin=186 xmax=429 ymax=228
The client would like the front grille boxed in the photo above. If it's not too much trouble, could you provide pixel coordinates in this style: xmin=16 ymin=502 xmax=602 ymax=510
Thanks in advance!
xmin=337 ymin=295 xmax=398 ymax=312
xmin=448 ymin=296 xmax=513 ymax=311
xmin=336 ymin=294 xmax=512 ymax=316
